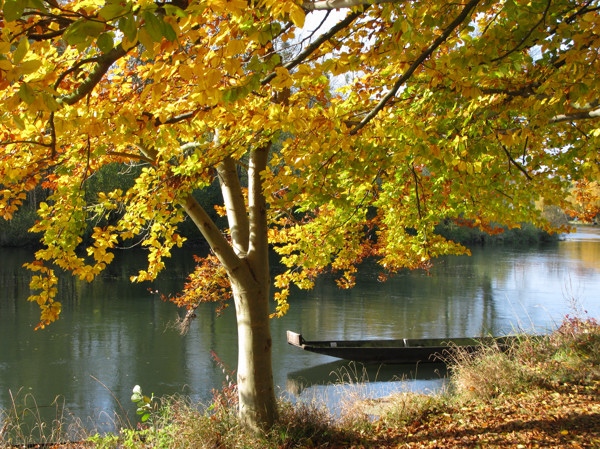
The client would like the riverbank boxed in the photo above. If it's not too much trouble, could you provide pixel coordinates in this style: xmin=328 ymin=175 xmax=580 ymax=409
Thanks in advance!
xmin=2 ymin=316 xmax=598 ymax=448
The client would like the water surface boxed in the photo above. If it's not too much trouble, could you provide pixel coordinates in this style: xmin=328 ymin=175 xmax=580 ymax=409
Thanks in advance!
xmin=1 ymin=226 xmax=599 ymax=433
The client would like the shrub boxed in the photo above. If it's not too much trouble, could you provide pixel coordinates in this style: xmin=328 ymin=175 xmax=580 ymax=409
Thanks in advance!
xmin=516 ymin=316 xmax=600 ymax=385
xmin=447 ymin=343 xmax=533 ymax=403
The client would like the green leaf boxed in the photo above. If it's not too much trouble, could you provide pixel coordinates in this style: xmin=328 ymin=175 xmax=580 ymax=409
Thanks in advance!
xmin=163 ymin=4 xmax=187 ymax=18
xmin=246 ymin=55 xmax=262 ymax=73
xmin=80 ymin=20 xmax=105 ymax=38
xmin=161 ymin=21 xmax=177 ymax=42
xmin=26 ymin=0 xmax=47 ymax=12
xmin=3 ymin=0 xmax=24 ymax=21
xmin=118 ymin=14 xmax=137 ymax=42
xmin=99 ymin=1 xmax=128 ymax=21
xmin=18 ymin=83 xmax=35 ymax=104
xmin=12 ymin=114 xmax=26 ymax=130
xmin=142 ymin=11 xmax=164 ymax=42
xmin=266 ymin=53 xmax=281 ymax=70
xmin=96 ymin=32 xmax=114 ymax=53
xmin=64 ymin=19 xmax=105 ymax=46
xmin=41 ymin=93 xmax=60 ymax=112
xmin=13 ymin=38 xmax=30 ymax=65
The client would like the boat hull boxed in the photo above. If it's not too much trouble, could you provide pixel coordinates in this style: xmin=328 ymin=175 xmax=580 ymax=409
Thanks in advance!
xmin=287 ymin=331 xmax=516 ymax=364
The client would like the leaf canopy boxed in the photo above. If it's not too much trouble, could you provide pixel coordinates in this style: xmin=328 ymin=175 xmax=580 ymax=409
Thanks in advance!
xmin=0 ymin=0 xmax=598 ymax=327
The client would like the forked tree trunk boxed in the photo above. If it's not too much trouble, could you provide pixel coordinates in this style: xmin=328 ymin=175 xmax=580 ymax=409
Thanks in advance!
xmin=180 ymin=144 xmax=278 ymax=431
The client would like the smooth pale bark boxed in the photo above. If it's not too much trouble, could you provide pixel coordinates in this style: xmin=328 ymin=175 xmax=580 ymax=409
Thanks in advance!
xmin=303 ymin=0 xmax=398 ymax=10
xmin=183 ymin=191 xmax=277 ymax=429
xmin=179 ymin=143 xmax=278 ymax=430
xmin=235 ymin=144 xmax=277 ymax=429
xmin=217 ymin=156 xmax=250 ymax=256
xmin=138 ymin=141 xmax=277 ymax=429
xmin=231 ymin=275 xmax=277 ymax=431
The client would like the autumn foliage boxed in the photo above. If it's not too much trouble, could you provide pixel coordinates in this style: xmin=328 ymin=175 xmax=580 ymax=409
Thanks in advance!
xmin=567 ymin=179 xmax=600 ymax=223
xmin=1 ymin=0 xmax=600 ymax=428
xmin=2 ymin=0 xmax=599 ymax=329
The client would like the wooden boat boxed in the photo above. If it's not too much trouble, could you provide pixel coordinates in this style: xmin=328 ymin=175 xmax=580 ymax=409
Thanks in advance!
xmin=287 ymin=330 xmax=517 ymax=364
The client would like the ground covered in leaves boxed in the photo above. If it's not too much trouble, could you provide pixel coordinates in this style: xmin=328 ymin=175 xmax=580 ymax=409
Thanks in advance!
xmin=13 ymin=382 xmax=598 ymax=448
xmin=367 ymin=382 xmax=600 ymax=448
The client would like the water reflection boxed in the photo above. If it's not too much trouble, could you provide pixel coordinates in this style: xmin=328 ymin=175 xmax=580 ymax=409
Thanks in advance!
xmin=0 ymin=226 xmax=599 ymax=434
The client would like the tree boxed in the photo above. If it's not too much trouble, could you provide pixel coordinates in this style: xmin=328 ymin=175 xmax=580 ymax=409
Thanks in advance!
xmin=1 ymin=0 xmax=599 ymax=431
xmin=567 ymin=179 xmax=600 ymax=223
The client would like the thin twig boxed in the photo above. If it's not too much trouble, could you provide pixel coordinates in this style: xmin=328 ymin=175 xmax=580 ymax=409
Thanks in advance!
xmin=500 ymin=143 xmax=533 ymax=180
xmin=350 ymin=0 xmax=480 ymax=135
xmin=491 ymin=0 xmax=552 ymax=62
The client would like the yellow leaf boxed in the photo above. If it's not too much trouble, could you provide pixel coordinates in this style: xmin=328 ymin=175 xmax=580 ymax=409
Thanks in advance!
xmin=289 ymin=4 xmax=305 ymax=28
xmin=205 ymin=69 xmax=221 ymax=87
xmin=225 ymin=39 xmax=246 ymax=57
xmin=18 ymin=59 xmax=42 ymax=75
xmin=13 ymin=38 xmax=29 ymax=65
xmin=0 ymin=58 xmax=12 ymax=71
xmin=179 ymin=64 xmax=193 ymax=81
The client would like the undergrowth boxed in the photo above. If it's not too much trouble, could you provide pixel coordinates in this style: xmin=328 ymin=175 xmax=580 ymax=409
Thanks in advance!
xmin=2 ymin=316 xmax=599 ymax=448
xmin=445 ymin=315 xmax=600 ymax=404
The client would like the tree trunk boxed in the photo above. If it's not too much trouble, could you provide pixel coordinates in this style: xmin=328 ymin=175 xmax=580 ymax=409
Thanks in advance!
xmin=180 ymin=143 xmax=278 ymax=431
xmin=231 ymin=275 xmax=277 ymax=430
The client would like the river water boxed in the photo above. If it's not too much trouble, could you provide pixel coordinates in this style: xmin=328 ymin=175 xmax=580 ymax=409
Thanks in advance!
xmin=1 ymin=226 xmax=599 ymax=434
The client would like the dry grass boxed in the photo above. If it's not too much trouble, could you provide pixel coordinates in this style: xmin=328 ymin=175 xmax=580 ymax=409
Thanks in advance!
xmin=445 ymin=342 xmax=534 ymax=403
xmin=0 ymin=390 xmax=89 ymax=448
xmin=442 ymin=316 xmax=600 ymax=406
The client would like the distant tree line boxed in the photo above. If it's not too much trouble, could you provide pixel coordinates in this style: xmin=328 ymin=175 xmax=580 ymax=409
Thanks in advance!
xmin=0 ymin=162 xmax=226 ymax=247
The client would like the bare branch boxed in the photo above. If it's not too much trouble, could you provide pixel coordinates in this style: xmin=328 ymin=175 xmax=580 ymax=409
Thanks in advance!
xmin=303 ymin=0 xmax=398 ymax=10
xmin=57 ymin=44 xmax=130 ymax=106
xmin=500 ymin=143 xmax=533 ymax=180
xmin=54 ymin=56 xmax=101 ymax=91
xmin=107 ymin=151 xmax=155 ymax=164
xmin=182 ymin=194 xmax=243 ymax=277
xmin=550 ymin=108 xmax=600 ymax=123
xmin=350 ymin=0 xmax=481 ymax=135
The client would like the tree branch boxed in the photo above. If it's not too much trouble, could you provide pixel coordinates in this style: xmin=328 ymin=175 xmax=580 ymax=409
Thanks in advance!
xmin=54 ymin=56 xmax=101 ymax=91
xmin=350 ymin=0 xmax=480 ymax=135
xmin=217 ymin=155 xmax=250 ymax=257
xmin=500 ymin=143 xmax=533 ymax=180
xmin=107 ymin=151 xmax=155 ymax=164
xmin=550 ymin=108 xmax=600 ymax=123
xmin=247 ymin=142 xmax=271 ymax=283
xmin=57 ymin=44 xmax=130 ymax=106
xmin=261 ymin=9 xmax=365 ymax=86
xmin=134 ymin=140 xmax=243 ymax=274
xmin=182 ymin=194 xmax=243 ymax=277
xmin=303 ymin=0 xmax=398 ymax=10
xmin=491 ymin=0 xmax=552 ymax=63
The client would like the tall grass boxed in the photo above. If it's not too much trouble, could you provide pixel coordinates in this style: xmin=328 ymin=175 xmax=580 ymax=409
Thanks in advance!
xmin=0 ymin=389 xmax=88 ymax=447
xmin=446 ymin=316 xmax=600 ymax=405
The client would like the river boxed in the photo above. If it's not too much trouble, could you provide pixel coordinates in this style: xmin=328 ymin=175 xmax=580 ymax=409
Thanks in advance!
xmin=1 ymin=226 xmax=599 ymax=434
